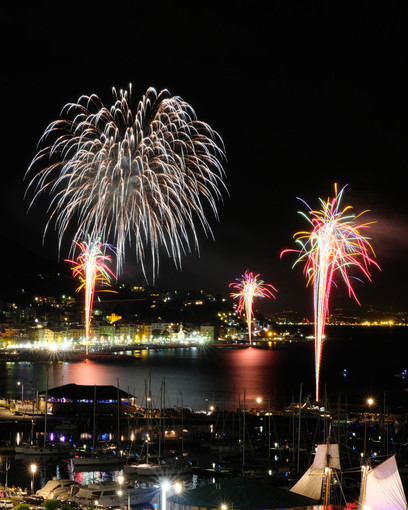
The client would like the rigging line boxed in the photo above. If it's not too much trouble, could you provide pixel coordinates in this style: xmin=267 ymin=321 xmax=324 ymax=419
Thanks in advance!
xmin=333 ymin=471 xmax=348 ymax=506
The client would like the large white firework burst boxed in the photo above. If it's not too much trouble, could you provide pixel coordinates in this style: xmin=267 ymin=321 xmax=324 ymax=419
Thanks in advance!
xmin=26 ymin=85 xmax=226 ymax=277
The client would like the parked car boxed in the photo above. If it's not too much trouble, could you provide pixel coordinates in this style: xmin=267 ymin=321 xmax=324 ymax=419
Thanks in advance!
xmin=0 ymin=500 xmax=14 ymax=509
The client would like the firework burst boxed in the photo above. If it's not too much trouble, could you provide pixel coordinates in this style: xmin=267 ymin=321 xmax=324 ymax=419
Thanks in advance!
xmin=230 ymin=270 xmax=277 ymax=345
xmin=282 ymin=184 xmax=379 ymax=401
xmin=26 ymin=85 xmax=226 ymax=278
xmin=66 ymin=236 xmax=117 ymax=355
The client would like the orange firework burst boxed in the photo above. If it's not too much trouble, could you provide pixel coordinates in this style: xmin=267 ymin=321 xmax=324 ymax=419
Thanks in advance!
xmin=66 ymin=236 xmax=117 ymax=355
xmin=230 ymin=270 xmax=277 ymax=345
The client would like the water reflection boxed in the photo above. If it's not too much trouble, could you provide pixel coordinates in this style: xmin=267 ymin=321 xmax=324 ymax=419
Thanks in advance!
xmin=1 ymin=329 xmax=406 ymax=414
xmin=0 ymin=343 xmax=336 ymax=413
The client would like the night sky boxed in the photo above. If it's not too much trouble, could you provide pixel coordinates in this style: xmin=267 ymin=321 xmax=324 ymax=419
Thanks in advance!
xmin=2 ymin=3 xmax=408 ymax=316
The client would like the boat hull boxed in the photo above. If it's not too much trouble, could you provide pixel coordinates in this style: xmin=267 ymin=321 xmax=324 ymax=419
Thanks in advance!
xmin=73 ymin=483 xmax=159 ymax=508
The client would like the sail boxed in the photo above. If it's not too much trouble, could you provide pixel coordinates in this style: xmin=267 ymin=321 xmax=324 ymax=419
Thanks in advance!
xmin=290 ymin=443 xmax=341 ymax=500
xmin=313 ymin=443 xmax=341 ymax=470
xmin=290 ymin=465 xmax=324 ymax=500
xmin=359 ymin=455 xmax=407 ymax=510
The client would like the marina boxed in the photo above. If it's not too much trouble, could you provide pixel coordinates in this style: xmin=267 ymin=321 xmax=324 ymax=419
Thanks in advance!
xmin=0 ymin=401 xmax=406 ymax=509
xmin=0 ymin=328 xmax=407 ymax=508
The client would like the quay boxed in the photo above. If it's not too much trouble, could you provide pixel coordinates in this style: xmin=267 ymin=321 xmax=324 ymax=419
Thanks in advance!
xmin=0 ymin=338 xmax=307 ymax=362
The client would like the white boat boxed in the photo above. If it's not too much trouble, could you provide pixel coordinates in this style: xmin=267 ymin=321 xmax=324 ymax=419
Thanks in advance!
xmin=36 ymin=478 xmax=81 ymax=500
xmin=124 ymin=461 xmax=191 ymax=476
xmin=359 ymin=455 xmax=407 ymax=510
xmin=73 ymin=481 xmax=159 ymax=508
xmin=71 ymin=453 xmax=126 ymax=468
xmin=15 ymin=444 xmax=70 ymax=456
xmin=124 ymin=462 xmax=164 ymax=475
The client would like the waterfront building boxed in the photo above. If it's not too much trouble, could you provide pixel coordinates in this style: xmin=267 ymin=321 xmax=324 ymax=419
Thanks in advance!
xmin=39 ymin=383 xmax=142 ymax=416
xmin=69 ymin=326 xmax=85 ymax=341
xmin=151 ymin=322 xmax=173 ymax=337
xmin=27 ymin=326 xmax=55 ymax=343
xmin=200 ymin=325 xmax=214 ymax=341
xmin=135 ymin=323 xmax=152 ymax=341
xmin=0 ymin=326 xmax=23 ymax=342
xmin=116 ymin=323 xmax=136 ymax=343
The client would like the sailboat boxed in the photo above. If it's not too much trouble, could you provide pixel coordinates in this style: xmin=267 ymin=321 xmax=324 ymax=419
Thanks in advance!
xmin=290 ymin=442 xmax=341 ymax=505
xmin=358 ymin=455 xmax=407 ymax=510
xmin=290 ymin=441 xmax=407 ymax=509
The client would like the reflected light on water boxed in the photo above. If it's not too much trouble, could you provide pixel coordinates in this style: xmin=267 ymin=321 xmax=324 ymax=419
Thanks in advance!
xmin=223 ymin=347 xmax=286 ymax=407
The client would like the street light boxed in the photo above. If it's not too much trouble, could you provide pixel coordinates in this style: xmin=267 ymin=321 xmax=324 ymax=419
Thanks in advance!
xmin=360 ymin=397 xmax=375 ymax=509
xmin=30 ymin=463 xmax=37 ymax=494
xmin=160 ymin=480 xmax=182 ymax=510
xmin=363 ymin=397 xmax=375 ymax=461
xmin=4 ymin=458 xmax=10 ymax=492
xmin=17 ymin=381 xmax=24 ymax=402
xmin=117 ymin=473 xmax=123 ymax=499
xmin=118 ymin=474 xmax=129 ymax=510
xmin=161 ymin=481 xmax=171 ymax=510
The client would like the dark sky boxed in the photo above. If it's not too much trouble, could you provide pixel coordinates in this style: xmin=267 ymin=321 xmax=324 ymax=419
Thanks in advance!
xmin=2 ymin=2 xmax=408 ymax=315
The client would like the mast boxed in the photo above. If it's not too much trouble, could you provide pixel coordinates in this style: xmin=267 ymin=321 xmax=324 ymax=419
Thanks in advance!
xmin=44 ymin=368 xmax=48 ymax=446
xmin=323 ymin=424 xmax=332 ymax=508
xmin=180 ymin=390 xmax=184 ymax=456
xmin=297 ymin=383 xmax=302 ymax=473
xmin=290 ymin=430 xmax=340 ymax=503
xmin=267 ymin=397 xmax=271 ymax=467
xmin=242 ymin=389 xmax=246 ymax=473
xmin=92 ymin=385 xmax=96 ymax=450
xmin=117 ymin=379 xmax=121 ymax=450
xmin=158 ymin=378 xmax=163 ymax=463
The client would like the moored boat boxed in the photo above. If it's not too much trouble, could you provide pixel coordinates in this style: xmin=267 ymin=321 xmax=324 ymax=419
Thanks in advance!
xmin=124 ymin=457 xmax=192 ymax=476
xmin=290 ymin=440 xmax=408 ymax=508
xmin=15 ymin=443 xmax=70 ymax=456
xmin=358 ymin=455 xmax=407 ymax=510
xmin=36 ymin=478 xmax=81 ymax=500
xmin=71 ymin=452 xmax=126 ymax=469
xmin=72 ymin=481 xmax=159 ymax=508
xmin=290 ymin=441 xmax=341 ymax=503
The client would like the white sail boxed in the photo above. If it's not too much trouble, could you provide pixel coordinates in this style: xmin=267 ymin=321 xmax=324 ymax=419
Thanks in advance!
xmin=290 ymin=443 xmax=341 ymax=500
xmin=359 ymin=455 xmax=407 ymax=510
xmin=290 ymin=465 xmax=325 ymax=500
xmin=313 ymin=443 xmax=341 ymax=470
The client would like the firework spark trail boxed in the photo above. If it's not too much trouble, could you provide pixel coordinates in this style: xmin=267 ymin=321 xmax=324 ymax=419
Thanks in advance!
xmin=230 ymin=270 xmax=277 ymax=345
xmin=281 ymin=184 xmax=380 ymax=401
xmin=26 ymin=85 xmax=226 ymax=278
xmin=66 ymin=236 xmax=116 ymax=355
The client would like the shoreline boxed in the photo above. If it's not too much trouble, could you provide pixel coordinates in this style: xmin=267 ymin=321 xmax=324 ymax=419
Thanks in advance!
xmin=0 ymin=340 xmax=300 ymax=362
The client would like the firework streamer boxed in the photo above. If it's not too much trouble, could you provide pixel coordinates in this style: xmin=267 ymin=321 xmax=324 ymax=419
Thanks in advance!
xmin=66 ymin=236 xmax=117 ymax=355
xmin=282 ymin=184 xmax=379 ymax=401
xmin=26 ymin=85 xmax=226 ymax=278
xmin=230 ymin=270 xmax=277 ymax=345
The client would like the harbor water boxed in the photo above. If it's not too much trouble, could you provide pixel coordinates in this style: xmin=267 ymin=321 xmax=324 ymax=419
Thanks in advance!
xmin=1 ymin=325 xmax=406 ymax=411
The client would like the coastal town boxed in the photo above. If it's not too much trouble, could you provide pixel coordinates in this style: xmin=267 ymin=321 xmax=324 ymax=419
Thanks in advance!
xmin=2 ymin=273 xmax=407 ymax=353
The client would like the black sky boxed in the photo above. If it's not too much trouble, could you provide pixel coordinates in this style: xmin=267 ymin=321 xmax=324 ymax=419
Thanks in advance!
xmin=2 ymin=2 xmax=408 ymax=315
